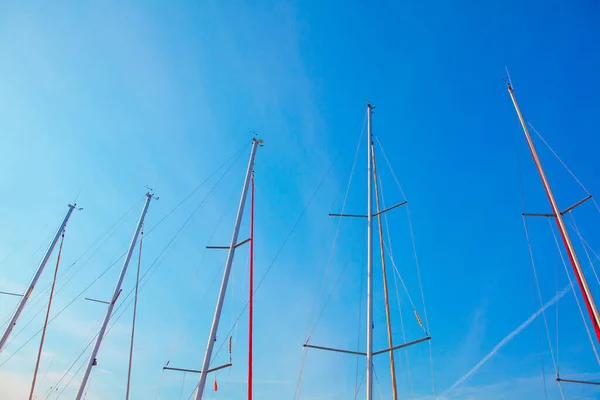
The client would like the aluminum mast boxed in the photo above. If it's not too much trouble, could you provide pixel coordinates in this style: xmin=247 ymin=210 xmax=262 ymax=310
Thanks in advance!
xmin=75 ymin=192 xmax=154 ymax=399
xmin=0 ymin=203 xmax=77 ymax=352
xmin=195 ymin=139 xmax=261 ymax=399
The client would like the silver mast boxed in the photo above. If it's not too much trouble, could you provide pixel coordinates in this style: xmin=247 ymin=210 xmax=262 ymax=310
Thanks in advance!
xmin=195 ymin=139 xmax=261 ymax=399
xmin=366 ymin=103 xmax=373 ymax=400
xmin=0 ymin=203 xmax=77 ymax=353
xmin=75 ymin=192 xmax=154 ymax=400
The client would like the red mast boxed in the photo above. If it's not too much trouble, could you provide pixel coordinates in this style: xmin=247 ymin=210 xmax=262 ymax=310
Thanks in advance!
xmin=248 ymin=169 xmax=255 ymax=400
xmin=507 ymin=83 xmax=600 ymax=344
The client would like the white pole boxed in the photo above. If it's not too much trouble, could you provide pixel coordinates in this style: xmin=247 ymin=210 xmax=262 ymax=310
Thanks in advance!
xmin=195 ymin=139 xmax=261 ymax=400
xmin=75 ymin=193 xmax=154 ymax=400
xmin=0 ymin=203 xmax=77 ymax=353
xmin=366 ymin=103 xmax=373 ymax=400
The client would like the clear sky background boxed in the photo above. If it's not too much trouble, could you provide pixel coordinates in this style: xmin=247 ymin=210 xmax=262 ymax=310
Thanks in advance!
xmin=1 ymin=1 xmax=600 ymax=399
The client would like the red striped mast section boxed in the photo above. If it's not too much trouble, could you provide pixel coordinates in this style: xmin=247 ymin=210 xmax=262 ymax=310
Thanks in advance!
xmin=507 ymin=82 xmax=600 ymax=344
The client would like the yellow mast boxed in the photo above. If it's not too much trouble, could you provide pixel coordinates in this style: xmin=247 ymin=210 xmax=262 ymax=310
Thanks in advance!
xmin=372 ymin=144 xmax=398 ymax=400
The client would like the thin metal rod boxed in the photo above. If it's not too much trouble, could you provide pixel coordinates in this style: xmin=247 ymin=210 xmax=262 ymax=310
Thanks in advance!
xmin=0 ymin=291 xmax=24 ymax=297
xmin=303 ymin=343 xmax=366 ymax=356
xmin=508 ymin=83 xmax=600 ymax=345
xmin=195 ymin=139 xmax=261 ymax=400
xmin=366 ymin=103 xmax=374 ymax=400
xmin=28 ymin=231 xmax=66 ymax=400
xmin=126 ymin=226 xmax=144 ymax=400
xmin=164 ymin=363 xmax=232 ymax=374
xmin=522 ymin=213 xmax=555 ymax=218
xmin=0 ymin=203 xmax=76 ymax=353
xmin=75 ymin=193 xmax=153 ymax=400
xmin=561 ymin=195 xmax=592 ymax=215
xmin=248 ymin=170 xmax=254 ymax=400
xmin=328 ymin=213 xmax=367 ymax=218
xmin=372 ymin=144 xmax=397 ymax=400
xmin=84 ymin=298 xmax=111 ymax=305
xmin=556 ymin=377 xmax=600 ymax=386
xmin=373 ymin=201 xmax=407 ymax=217
xmin=372 ymin=336 xmax=431 ymax=356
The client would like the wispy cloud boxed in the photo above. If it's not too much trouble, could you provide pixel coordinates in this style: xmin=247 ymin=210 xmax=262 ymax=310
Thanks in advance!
xmin=444 ymin=285 xmax=571 ymax=395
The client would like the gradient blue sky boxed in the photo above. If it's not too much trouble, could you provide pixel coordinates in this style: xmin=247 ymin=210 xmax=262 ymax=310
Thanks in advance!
xmin=1 ymin=1 xmax=600 ymax=399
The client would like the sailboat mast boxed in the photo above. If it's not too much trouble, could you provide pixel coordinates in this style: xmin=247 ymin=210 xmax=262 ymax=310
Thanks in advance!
xmin=372 ymin=144 xmax=398 ymax=399
xmin=366 ymin=103 xmax=374 ymax=400
xmin=0 ymin=203 xmax=77 ymax=353
xmin=507 ymin=83 xmax=600 ymax=344
xmin=248 ymin=170 xmax=255 ymax=400
xmin=195 ymin=139 xmax=261 ymax=400
xmin=248 ymin=171 xmax=254 ymax=400
xmin=75 ymin=192 xmax=154 ymax=400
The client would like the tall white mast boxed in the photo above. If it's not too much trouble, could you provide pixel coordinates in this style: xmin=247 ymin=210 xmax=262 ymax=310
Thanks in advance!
xmin=366 ymin=103 xmax=374 ymax=400
xmin=0 ymin=203 xmax=77 ymax=353
xmin=195 ymin=139 xmax=262 ymax=399
xmin=75 ymin=192 xmax=154 ymax=400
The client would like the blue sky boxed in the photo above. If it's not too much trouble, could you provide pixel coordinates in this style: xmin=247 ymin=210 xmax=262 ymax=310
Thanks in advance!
xmin=1 ymin=1 xmax=600 ymax=399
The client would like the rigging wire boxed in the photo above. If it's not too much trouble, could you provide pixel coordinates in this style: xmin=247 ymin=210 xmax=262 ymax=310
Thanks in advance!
xmin=354 ymin=238 xmax=366 ymax=399
xmin=306 ymin=225 xmax=366 ymax=340
xmin=569 ymin=216 xmax=600 ymax=287
xmin=0 ymin=222 xmax=50 ymax=269
xmin=306 ymin=114 xmax=366 ymax=343
xmin=533 ymin=272 xmax=550 ymax=400
xmin=528 ymin=123 xmax=600 ymax=215
xmin=512 ymin=114 xmax=563 ymax=398
xmin=37 ymin=354 xmax=56 ymax=398
xmin=179 ymin=371 xmax=187 ymax=400
xmin=0 ymin=230 xmax=55 ymax=331
xmin=372 ymin=363 xmax=385 ymax=400
xmin=354 ymin=366 xmax=366 ymax=399
xmin=381 ymin=241 xmax=422 ymax=332
xmin=145 ymin=140 xmax=251 ymax=237
xmin=295 ymin=113 xmax=366 ymax=399
xmin=521 ymin=216 xmax=563 ymax=399
xmin=155 ymin=171 xmax=237 ymax=374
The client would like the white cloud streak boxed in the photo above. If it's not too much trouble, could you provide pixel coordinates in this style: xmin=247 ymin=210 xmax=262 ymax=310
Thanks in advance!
xmin=444 ymin=285 xmax=571 ymax=395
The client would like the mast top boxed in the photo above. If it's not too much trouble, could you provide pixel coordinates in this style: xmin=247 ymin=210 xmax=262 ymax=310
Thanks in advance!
xmin=68 ymin=203 xmax=83 ymax=211
xmin=504 ymin=67 xmax=515 ymax=92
